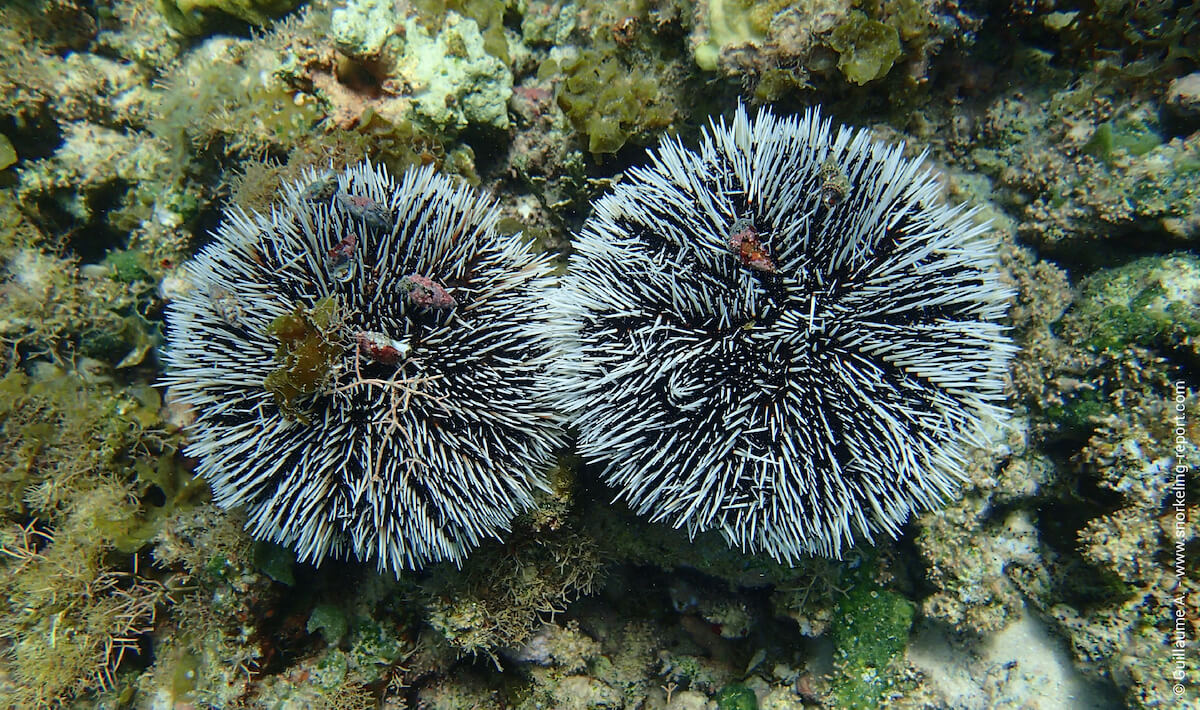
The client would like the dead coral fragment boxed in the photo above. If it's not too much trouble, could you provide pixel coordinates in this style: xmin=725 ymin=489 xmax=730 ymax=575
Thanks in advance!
xmin=336 ymin=192 xmax=391 ymax=232
xmin=302 ymin=172 xmax=340 ymax=204
xmin=355 ymin=330 xmax=410 ymax=365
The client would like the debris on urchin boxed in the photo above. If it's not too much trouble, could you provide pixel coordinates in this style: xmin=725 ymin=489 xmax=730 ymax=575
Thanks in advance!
xmin=164 ymin=162 xmax=564 ymax=574
xmin=555 ymin=105 xmax=1016 ymax=563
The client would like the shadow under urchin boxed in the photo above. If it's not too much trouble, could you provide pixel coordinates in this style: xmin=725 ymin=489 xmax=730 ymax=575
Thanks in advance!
xmin=554 ymin=105 xmax=1016 ymax=563
xmin=164 ymin=162 xmax=564 ymax=575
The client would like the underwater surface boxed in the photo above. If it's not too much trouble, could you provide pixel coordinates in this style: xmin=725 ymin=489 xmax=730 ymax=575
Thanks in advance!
xmin=0 ymin=0 xmax=1196 ymax=708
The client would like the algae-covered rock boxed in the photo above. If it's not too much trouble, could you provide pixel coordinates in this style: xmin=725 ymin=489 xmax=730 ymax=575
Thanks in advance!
xmin=346 ymin=618 xmax=409 ymax=683
xmin=413 ymin=0 xmax=511 ymax=65
xmin=152 ymin=37 xmax=323 ymax=158
xmin=692 ymin=0 xmax=768 ymax=72
xmin=158 ymin=0 xmax=301 ymax=36
xmin=18 ymin=122 xmax=173 ymax=225
xmin=1165 ymin=71 xmax=1200 ymax=122
xmin=829 ymin=10 xmax=902 ymax=85
xmin=308 ymin=604 xmax=349 ymax=644
xmin=828 ymin=575 xmax=915 ymax=708
xmin=552 ymin=50 xmax=678 ymax=153
xmin=397 ymin=12 xmax=513 ymax=131
xmin=1056 ymin=253 xmax=1200 ymax=359
xmin=687 ymin=0 xmax=931 ymax=91
xmin=521 ymin=0 xmax=578 ymax=46
xmin=971 ymin=95 xmax=1200 ymax=248
xmin=0 ymin=134 xmax=15 ymax=169
xmin=0 ymin=365 xmax=183 ymax=708
xmin=715 ymin=683 xmax=758 ymax=709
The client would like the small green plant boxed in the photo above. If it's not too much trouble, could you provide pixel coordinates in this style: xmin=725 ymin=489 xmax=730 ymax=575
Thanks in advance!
xmin=552 ymin=49 xmax=679 ymax=153
xmin=829 ymin=11 xmax=902 ymax=85
xmin=263 ymin=295 xmax=344 ymax=424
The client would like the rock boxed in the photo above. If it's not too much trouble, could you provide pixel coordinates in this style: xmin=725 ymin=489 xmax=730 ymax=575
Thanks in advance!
xmin=667 ymin=690 xmax=712 ymax=710
xmin=1164 ymin=72 xmax=1200 ymax=122
xmin=331 ymin=0 xmax=396 ymax=58
xmin=396 ymin=12 xmax=513 ymax=131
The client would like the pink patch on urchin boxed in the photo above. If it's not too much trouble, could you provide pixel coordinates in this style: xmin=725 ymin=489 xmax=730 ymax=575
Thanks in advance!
xmin=355 ymin=330 xmax=407 ymax=365
xmin=401 ymin=274 xmax=456 ymax=309
xmin=728 ymin=219 xmax=777 ymax=273
xmin=326 ymin=232 xmax=357 ymax=264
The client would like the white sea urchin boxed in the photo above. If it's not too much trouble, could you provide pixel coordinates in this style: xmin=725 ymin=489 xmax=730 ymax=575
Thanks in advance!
xmin=555 ymin=105 xmax=1016 ymax=563
xmin=164 ymin=162 xmax=564 ymax=574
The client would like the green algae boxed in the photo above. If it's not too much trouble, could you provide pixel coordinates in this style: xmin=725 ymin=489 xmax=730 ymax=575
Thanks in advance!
xmin=829 ymin=11 xmax=903 ymax=85
xmin=308 ymin=604 xmax=349 ymax=644
xmin=0 ymin=133 xmax=15 ymax=169
xmin=1044 ymin=388 xmax=1109 ymax=434
xmin=310 ymin=649 xmax=350 ymax=690
xmin=1056 ymin=253 xmax=1200 ymax=356
xmin=263 ymin=296 xmax=344 ymax=425
xmin=170 ymin=651 xmax=201 ymax=699
xmin=828 ymin=569 xmax=915 ymax=709
xmin=552 ymin=51 xmax=678 ymax=153
xmin=1083 ymin=120 xmax=1163 ymax=163
xmin=101 ymin=250 xmax=153 ymax=284
xmin=253 ymin=540 xmax=297 ymax=585
xmin=715 ymin=683 xmax=758 ymax=709
xmin=346 ymin=618 xmax=407 ymax=682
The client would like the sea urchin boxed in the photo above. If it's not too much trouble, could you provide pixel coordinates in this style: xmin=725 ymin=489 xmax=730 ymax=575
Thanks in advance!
xmin=165 ymin=162 xmax=564 ymax=574
xmin=555 ymin=106 xmax=1015 ymax=562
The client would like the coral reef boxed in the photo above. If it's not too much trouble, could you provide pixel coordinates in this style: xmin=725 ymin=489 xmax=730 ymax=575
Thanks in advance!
xmin=0 ymin=0 xmax=1196 ymax=706
xmin=687 ymin=0 xmax=958 ymax=98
